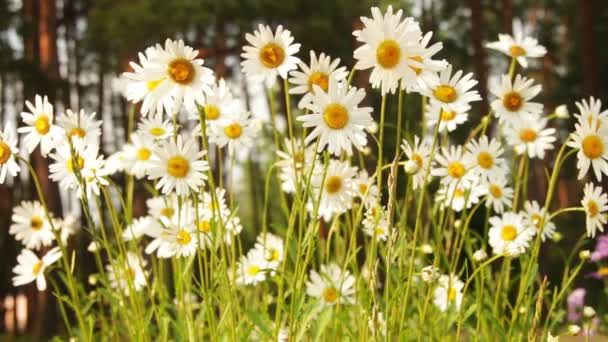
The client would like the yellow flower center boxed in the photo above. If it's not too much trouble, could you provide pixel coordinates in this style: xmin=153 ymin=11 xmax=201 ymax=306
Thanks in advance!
xmin=477 ymin=152 xmax=494 ymax=169
xmin=519 ymin=128 xmax=537 ymax=143
xmin=374 ymin=227 xmax=386 ymax=236
xmin=531 ymin=214 xmax=544 ymax=228
xmin=247 ymin=265 xmax=261 ymax=276
xmin=440 ymin=109 xmax=457 ymax=121
xmin=259 ymin=43 xmax=285 ymax=68
xmin=447 ymin=162 xmax=466 ymax=179
xmin=205 ymin=105 xmax=220 ymax=120
xmin=32 ymin=261 xmax=44 ymax=276
xmin=411 ymin=153 xmax=423 ymax=168
xmin=587 ymin=200 xmax=599 ymax=218
xmin=198 ymin=220 xmax=211 ymax=233
xmin=30 ymin=216 xmax=44 ymax=231
xmin=582 ymin=135 xmax=604 ymax=159
xmin=137 ymin=148 xmax=151 ymax=161
xmin=224 ymin=123 xmax=243 ymax=139
xmin=149 ymin=127 xmax=166 ymax=137
xmin=489 ymin=185 xmax=503 ymax=198
xmin=376 ymin=40 xmax=401 ymax=69
xmin=34 ymin=115 xmax=51 ymax=134
xmin=167 ymin=156 xmax=190 ymax=178
xmin=146 ymin=79 xmax=163 ymax=91
xmin=454 ymin=188 xmax=465 ymax=198
xmin=447 ymin=287 xmax=458 ymax=301
xmin=168 ymin=58 xmax=195 ymax=85
xmin=0 ymin=142 xmax=12 ymax=164
xmin=161 ymin=207 xmax=174 ymax=218
xmin=587 ymin=115 xmax=603 ymax=131
xmin=66 ymin=156 xmax=85 ymax=173
xmin=434 ymin=85 xmax=458 ymax=103
xmin=597 ymin=266 xmax=608 ymax=276
xmin=409 ymin=55 xmax=423 ymax=75
xmin=501 ymin=225 xmax=518 ymax=241
xmin=503 ymin=92 xmax=523 ymax=112
xmin=176 ymin=230 xmax=192 ymax=246
xmin=325 ymin=176 xmax=343 ymax=194
xmin=293 ymin=151 xmax=305 ymax=164
xmin=69 ymin=127 xmax=86 ymax=138
xmin=125 ymin=267 xmax=136 ymax=280
xmin=322 ymin=287 xmax=339 ymax=303
xmin=308 ymin=71 xmax=329 ymax=92
xmin=323 ymin=103 xmax=349 ymax=129
xmin=266 ymin=248 xmax=281 ymax=262
xmin=509 ymin=45 xmax=526 ymax=57
xmin=359 ymin=183 xmax=368 ymax=195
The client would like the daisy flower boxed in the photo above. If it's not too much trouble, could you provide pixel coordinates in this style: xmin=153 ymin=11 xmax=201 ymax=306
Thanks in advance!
xmin=253 ymin=232 xmax=285 ymax=270
xmin=306 ymin=263 xmax=356 ymax=306
xmin=105 ymin=150 xmax=128 ymax=175
xmin=465 ymin=136 xmax=508 ymax=181
xmin=574 ymin=97 xmax=607 ymax=131
xmin=488 ymin=212 xmax=534 ymax=257
xmin=486 ymin=18 xmax=547 ymax=68
xmin=147 ymin=135 xmax=209 ymax=196
xmin=207 ymin=112 xmax=259 ymax=155
xmin=522 ymin=200 xmax=556 ymax=242
xmin=481 ymin=176 xmax=513 ymax=214
xmin=241 ymin=24 xmax=301 ymax=85
xmin=122 ymin=216 xmax=158 ymax=241
xmin=298 ymin=77 xmax=374 ymax=156
xmin=54 ymin=213 xmax=80 ymax=243
xmin=433 ymin=274 xmax=464 ymax=312
xmin=504 ymin=115 xmax=556 ymax=159
xmin=0 ymin=126 xmax=20 ymax=184
xmin=581 ymin=183 xmax=607 ymax=238
xmin=567 ymin=120 xmax=608 ymax=181
xmin=49 ymin=141 xmax=109 ymax=196
xmin=309 ymin=160 xmax=357 ymax=221
xmin=354 ymin=169 xmax=379 ymax=207
xmin=18 ymin=95 xmax=64 ymax=156
xmin=275 ymin=138 xmax=315 ymax=194
xmin=107 ymin=252 xmax=147 ymax=295
xmin=490 ymin=74 xmax=543 ymax=124
xmin=146 ymin=194 xmax=181 ymax=220
xmin=431 ymin=145 xmax=474 ymax=189
xmin=418 ymin=64 xmax=481 ymax=113
xmin=12 ymin=247 xmax=62 ymax=291
xmin=289 ymin=51 xmax=348 ymax=109
xmin=191 ymin=78 xmax=241 ymax=125
xmin=353 ymin=6 xmax=444 ymax=94
xmin=137 ymin=114 xmax=174 ymax=140
xmin=55 ymin=109 xmax=102 ymax=146
xmin=9 ymin=201 xmax=55 ymax=250
xmin=160 ymin=219 xmax=198 ymax=258
xmin=362 ymin=205 xmax=390 ymax=242
xmin=122 ymin=133 xmax=157 ymax=179
xmin=401 ymin=135 xmax=432 ymax=190
xmin=436 ymin=182 xmax=484 ymax=212
xmin=426 ymin=102 xmax=469 ymax=133
xmin=235 ymin=248 xmax=269 ymax=286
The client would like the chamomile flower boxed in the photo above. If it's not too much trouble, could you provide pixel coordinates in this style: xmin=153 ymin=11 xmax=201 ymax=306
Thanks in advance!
xmin=465 ymin=136 xmax=508 ymax=181
xmin=123 ymin=216 xmax=158 ymax=241
xmin=253 ymin=232 xmax=285 ymax=270
xmin=235 ymin=248 xmax=269 ymax=286
xmin=0 ymin=127 xmax=20 ymax=184
xmin=401 ymin=135 xmax=432 ymax=190
xmin=436 ymin=182 xmax=484 ymax=212
xmin=18 ymin=95 xmax=64 ymax=156
xmin=275 ymin=138 xmax=315 ymax=194
xmin=567 ymin=120 xmax=608 ymax=181
xmin=354 ymin=170 xmax=379 ymax=207
xmin=481 ymin=176 xmax=513 ymax=214
xmin=9 ymin=201 xmax=55 ymax=250
xmin=146 ymin=194 xmax=181 ymax=220
xmin=309 ymin=160 xmax=357 ymax=221
xmin=54 ymin=213 xmax=80 ymax=243
xmin=241 ymin=24 xmax=301 ymax=85
xmin=488 ymin=212 xmax=533 ymax=257
xmin=12 ymin=247 xmax=62 ymax=291
xmin=574 ymin=97 xmax=607 ymax=131
xmin=289 ymin=51 xmax=348 ymax=109
xmin=55 ymin=109 xmax=102 ymax=146
xmin=160 ymin=220 xmax=198 ymax=258
xmin=490 ymin=74 xmax=543 ymax=124
xmin=49 ymin=141 xmax=109 ymax=196
xmin=433 ymin=274 xmax=464 ymax=312
xmin=431 ymin=145 xmax=474 ymax=189
xmin=504 ymin=116 xmax=556 ymax=159
xmin=486 ymin=18 xmax=547 ymax=68
xmin=581 ymin=183 xmax=607 ymax=238
xmin=207 ymin=112 xmax=259 ymax=155
xmin=137 ymin=114 xmax=174 ymax=140
xmin=147 ymin=136 xmax=208 ymax=195
xmin=298 ymin=77 xmax=374 ymax=156
xmin=105 ymin=150 xmax=128 ymax=175
xmin=306 ymin=263 xmax=356 ymax=306
xmin=426 ymin=102 xmax=469 ymax=132
xmin=107 ymin=252 xmax=147 ymax=295
xmin=362 ymin=205 xmax=390 ymax=242
xmin=418 ymin=64 xmax=481 ymax=113
xmin=522 ymin=200 xmax=556 ymax=242
xmin=191 ymin=78 xmax=241 ymax=124
xmin=123 ymin=133 xmax=157 ymax=178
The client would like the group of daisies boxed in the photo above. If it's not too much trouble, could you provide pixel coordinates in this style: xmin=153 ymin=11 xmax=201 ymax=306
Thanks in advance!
xmin=0 ymin=5 xmax=607 ymax=327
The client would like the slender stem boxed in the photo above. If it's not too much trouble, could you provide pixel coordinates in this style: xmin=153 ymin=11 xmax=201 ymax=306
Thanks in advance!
xmin=376 ymin=95 xmax=387 ymax=196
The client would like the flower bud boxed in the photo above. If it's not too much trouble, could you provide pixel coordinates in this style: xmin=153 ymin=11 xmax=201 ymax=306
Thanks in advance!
xmin=554 ymin=105 xmax=569 ymax=119
xmin=421 ymin=265 xmax=440 ymax=283
xmin=87 ymin=241 xmax=100 ymax=252
xmin=481 ymin=115 xmax=491 ymax=125
xmin=552 ymin=232 xmax=563 ymax=242
xmin=404 ymin=160 xmax=419 ymax=175
xmin=579 ymin=250 xmax=591 ymax=261
xmin=473 ymin=249 xmax=488 ymax=262
xmin=454 ymin=219 xmax=462 ymax=229
xmin=366 ymin=122 xmax=378 ymax=134
xmin=420 ymin=244 xmax=433 ymax=254
xmin=567 ymin=324 xmax=581 ymax=335
xmin=583 ymin=306 xmax=596 ymax=318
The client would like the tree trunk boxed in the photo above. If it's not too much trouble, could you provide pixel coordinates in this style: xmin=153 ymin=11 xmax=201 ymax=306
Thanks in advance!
xmin=501 ymin=0 xmax=513 ymax=34
xmin=581 ymin=0 xmax=597 ymax=95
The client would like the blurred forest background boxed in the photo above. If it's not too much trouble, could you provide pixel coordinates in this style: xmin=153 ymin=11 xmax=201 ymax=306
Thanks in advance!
xmin=0 ymin=0 xmax=607 ymax=338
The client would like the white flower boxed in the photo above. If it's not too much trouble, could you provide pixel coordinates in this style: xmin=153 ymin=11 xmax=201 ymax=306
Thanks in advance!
xmin=159 ymin=219 xmax=198 ymax=258
xmin=473 ymin=249 xmax=488 ymax=262
xmin=436 ymin=182 xmax=484 ymax=212
xmin=306 ymin=263 xmax=355 ymax=306
xmin=354 ymin=170 xmax=379 ymax=207
xmin=401 ymin=135 xmax=432 ymax=190
xmin=420 ymin=265 xmax=440 ymax=283
xmin=0 ymin=126 xmax=20 ymax=184
xmin=207 ymin=112 xmax=259 ymax=155
xmin=522 ymin=200 xmax=556 ymax=242
xmin=309 ymin=160 xmax=357 ymax=221
xmin=275 ymin=138 xmax=315 ymax=194
xmin=567 ymin=119 xmax=608 ymax=181
xmin=191 ymin=78 xmax=241 ymax=125
xmin=431 ymin=145 xmax=475 ymax=189
xmin=289 ymin=51 xmax=348 ymax=109
xmin=235 ymin=248 xmax=269 ymax=286
xmin=146 ymin=194 xmax=181 ymax=220
xmin=490 ymin=74 xmax=543 ymax=125
xmin=122 ymin=133 xmax=157 ymax=179
xmin=55 ymin=109 xmax=102 ymax=146
xmin=12 ymin=247 xmax=62 ymax=291
xmin=465 ymin=136 xmax=508 ymax=181
xmin=486 ymin=18 xmax=547 ymax=68
xmin=581 ymin=182 xmax=607 ymax=238
xmin=298 ymin=77 xmax=373 ymax=156
xmin=362 ymin=205 xmax=390 ymax=242
xmin=573 ymin=97 xmax=608 ymax=131
xmin=137 ymin=114 xmax=174 ymax=141
xmin=504 ymin=115 xmax=556 ymax=159
xmin=418 ymin=64 xmax=481 ymax=113
xmin=54 ymin=213 xmax=80 ymax=243
xmin=9 ymin=201 xmax=55 ymax=250
xmin=426 ymin=102 xmax=469 ymax=133
xmin=241 ymin=24 xmax=301 ymax=85
xmin=488 ymin=212 xmax=534 ymax=257
xmin=433 ymin=274 xmax=464 ymax=312
xmin=123 ymin=216 xmax=159 ymax=241
xmin=107 ymin=252 xmax=147 ymax=295
xmin=554 ymin=104 xmax=569 ymax=119
xmin=481 ymin=176 xmax=513 ymax=214
xmin=253 ymin=232 xmax=285 ymax=270
xmin=18 ymin=95 xmax=64 ymax=156
xmin=147 ymin=136 xmax=208 ymax=195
